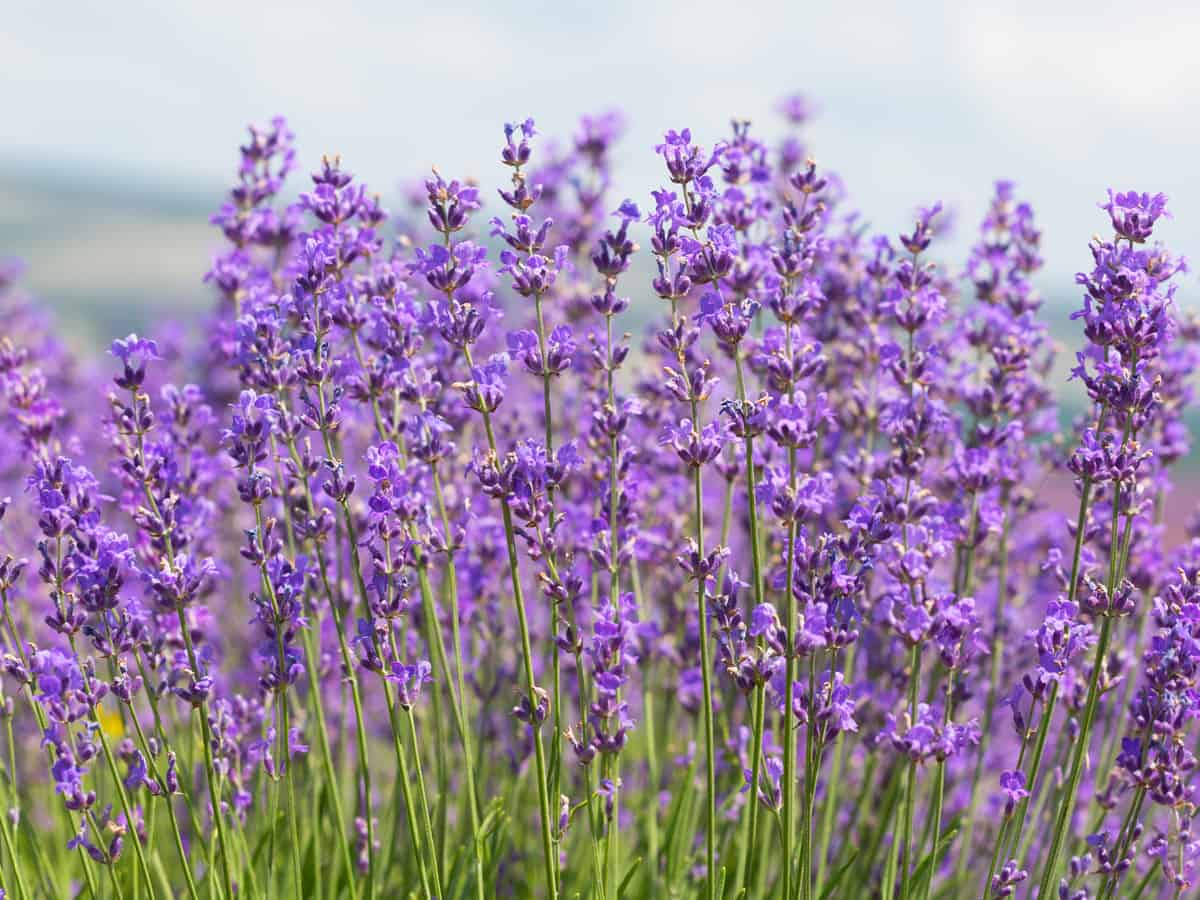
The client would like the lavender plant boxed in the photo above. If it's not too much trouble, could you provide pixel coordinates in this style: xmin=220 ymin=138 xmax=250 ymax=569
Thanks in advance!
xmin=0 ymin=102 xmax=1196 ymax=900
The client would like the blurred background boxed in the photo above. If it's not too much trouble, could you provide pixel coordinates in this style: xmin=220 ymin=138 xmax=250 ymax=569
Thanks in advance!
xmin=4 ymin=0 xmax=1199 ymax=344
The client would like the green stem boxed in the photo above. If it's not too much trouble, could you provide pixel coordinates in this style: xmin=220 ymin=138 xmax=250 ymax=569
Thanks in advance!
xmin=249 ymin=500 xmax=306 ymax=897
xmin=604 ymin=309 xmax=622 ymax=895
xmin=800 ymin=651 xmax=818 ymax=900
xmin=1097 ymin=785 xmax=1146 ymax=900
xmin=694 ymin=460 xmax=718 ymax=900
xmin=175 ymin=614 xmax=237 ymax=900
xmin=89 ymin=806 xmax=128 ymax=900
xmin=954 ymin=504 xmax=1010 ymax=883
xmin=391 ymin=706 xmax=433 ymax=897
xmin=1034 ymin=615 xmax=1113 ymax=897
xmin=631 ymin=560 xmax=660 ymax=894
xmin=405 ymin=706 xmax=446 ymax=899
xmin=733 ymin=350 xmax=768 ymax=897
xmin=1127 ymin=859 xmax=1159 ymax=900
xmin=918 ymin=671 xmax=954 ymax=900
xmin=815 ymin=640 xmax=857 ymax=893
xmin=298 ymin=621 xmax=359 ymax=900
xmin=742 ymin=681 xmax=768 ymax=893
xmin=782 ymin=448 xmax=799 ymax=900
xmin=898 ymin=644 xmax=921 ymax=900
xmin=880 ymin=782 xmax=902 ymax=900
xmin=0 ymin=767 xmax=29 ymax=900
xmin=428 ymin=471 xmax=487 ymax=899
xmin=84 ymin=682 xmax=158 ymax=898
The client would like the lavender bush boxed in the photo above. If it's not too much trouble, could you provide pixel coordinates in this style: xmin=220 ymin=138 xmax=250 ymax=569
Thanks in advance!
xmin=0 ymin=100 xmax=1197 ymax=899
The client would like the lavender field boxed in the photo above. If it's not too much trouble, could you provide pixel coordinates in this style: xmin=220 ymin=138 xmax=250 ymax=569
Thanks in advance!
xmin=1 ymin=91 xmax=1198 ymax=900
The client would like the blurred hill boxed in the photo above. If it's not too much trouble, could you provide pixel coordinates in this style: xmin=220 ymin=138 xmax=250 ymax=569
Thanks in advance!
xmin=0 ymin=162 xmax=218 ymax=343
xmin=4 ymin=159 xmax=1084 ymax=338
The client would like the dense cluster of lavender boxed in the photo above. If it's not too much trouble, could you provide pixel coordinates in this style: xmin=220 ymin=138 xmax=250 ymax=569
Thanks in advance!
xmin=0 ymin=99 xmax=1197 ymax=899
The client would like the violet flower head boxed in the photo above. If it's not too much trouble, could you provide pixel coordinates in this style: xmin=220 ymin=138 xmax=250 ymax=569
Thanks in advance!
xmin=425 ymin=170 xmax=482 ymax=236
xmin=1102 ymin=189 xmax=1170 ymax=244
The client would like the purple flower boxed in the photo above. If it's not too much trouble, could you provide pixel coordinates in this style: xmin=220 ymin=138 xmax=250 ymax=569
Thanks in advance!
xmin=998 ymin=769 xmax=1029 ymax=817
xmin=1102 ymin=189 xmax=1170 ymax=243
xmin=659 ymin=418 xmax=726 ymax=468
xmin=655 ymin=128 xmax=722 ymax=185
xmin=388 ymin=660 xmax=432 ymax=709
xmin=425 ymin=171 xmax=481 ymax=235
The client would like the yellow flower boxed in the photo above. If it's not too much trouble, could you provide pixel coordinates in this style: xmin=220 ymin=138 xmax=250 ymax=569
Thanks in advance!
xmin=97 ymin=704 xmax=125 ymax=740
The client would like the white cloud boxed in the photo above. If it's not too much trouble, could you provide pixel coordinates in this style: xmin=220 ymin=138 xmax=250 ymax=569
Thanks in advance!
xmin=956 ymin=6 xmax=1200 ymax=128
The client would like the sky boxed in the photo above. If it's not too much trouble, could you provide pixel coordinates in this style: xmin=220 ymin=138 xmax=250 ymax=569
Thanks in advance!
xmin=4 ymin=0 xmax=1200 ymax=332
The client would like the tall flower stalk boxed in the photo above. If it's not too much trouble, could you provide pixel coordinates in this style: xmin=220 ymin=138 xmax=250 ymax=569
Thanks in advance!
xmin=423 ymin=170 xmax=562 ymax=895
xmin=650 ymin=126 xmax=731 ymax=899
xmin=1035 ymin=191 xmax=1183 ymax=896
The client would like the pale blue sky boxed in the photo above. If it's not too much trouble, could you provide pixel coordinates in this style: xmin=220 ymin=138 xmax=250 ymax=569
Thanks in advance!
xmin=4 ymin=0 xmax=1199 ymax=326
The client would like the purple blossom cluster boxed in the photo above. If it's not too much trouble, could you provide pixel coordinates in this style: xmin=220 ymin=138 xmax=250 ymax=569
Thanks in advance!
xmin=0 ymin=100 xmax=1197 ymax=900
